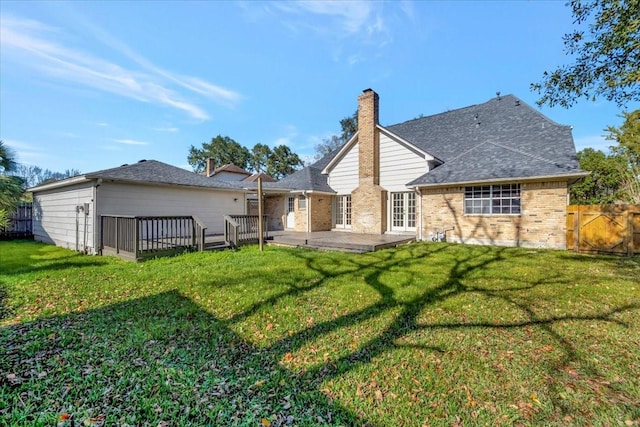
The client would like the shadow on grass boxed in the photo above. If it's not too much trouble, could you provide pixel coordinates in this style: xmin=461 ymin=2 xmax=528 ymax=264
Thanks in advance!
xmin=0 ymin=241 xmax=112 ymax=276
xmin=1 ymin=242 xmax=638 ymax=425
xmin=0 ymin=290 xmax=363 ymax=426
xmin=0 ymin=281 xmax=12 ymax=321
xmin=226 ymin=243 xmax=639 ymax=423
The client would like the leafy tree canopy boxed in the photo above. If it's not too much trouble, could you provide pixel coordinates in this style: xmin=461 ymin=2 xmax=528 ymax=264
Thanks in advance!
xmin=188 ymin=135 xmax=251 ymax=173
xmin=188 ymin=136 xmax=304 ymax=179
xmin=266 ymin=145 xmax=304 ymax=180
xmin=607 ymin=109 xmax=640 ymax=165
xmin=571 ymin=148 xmax=627 ymax=204
xmin=532 ymin=0 xmax=640 ymax=108
xmin=606 ymin=109 xmax=640 ymax=202
xmin=0 ymin=140 xmax=24 ymax=228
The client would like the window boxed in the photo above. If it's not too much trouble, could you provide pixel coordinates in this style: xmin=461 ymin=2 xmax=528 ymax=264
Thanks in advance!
xmin=464 ymin=184 xmax=521 ymax=215
xmin=298 ymin=195 xmax=307 ymax=210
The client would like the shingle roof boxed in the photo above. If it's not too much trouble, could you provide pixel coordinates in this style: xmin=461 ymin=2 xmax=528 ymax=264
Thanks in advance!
xmin=388 ymin=95 xmax=584 ymax=186
xmin=243 ymin=173 xmax=277 ymax=183
xmin=268 ymin=165 xmax=335 ymax=193
xmin=266 ymin=149 xmax=340 ymax=193
xmin=213 ymin=163 xmax=251 ymax=175
xmin=85 ymin=160 xmax=245 ymax=190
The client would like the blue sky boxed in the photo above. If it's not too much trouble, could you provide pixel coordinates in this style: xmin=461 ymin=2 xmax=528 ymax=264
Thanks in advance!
xmin=1 ymin=1 xmax=638 ymax=174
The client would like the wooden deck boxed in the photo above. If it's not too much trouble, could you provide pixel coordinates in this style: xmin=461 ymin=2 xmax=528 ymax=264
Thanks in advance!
xmin=268 ymin=230 xmax=415 ymax=253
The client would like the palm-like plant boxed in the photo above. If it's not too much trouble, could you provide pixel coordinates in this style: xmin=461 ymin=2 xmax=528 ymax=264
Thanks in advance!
xmin=0 ymin=140 xmax=25 ymax=229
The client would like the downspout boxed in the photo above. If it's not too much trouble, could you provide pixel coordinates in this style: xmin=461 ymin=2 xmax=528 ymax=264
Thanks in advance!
xmin=93 ymin=179 xmax=101 ymax=254
xmin=416 ymin=187 xmax=423 ymax=241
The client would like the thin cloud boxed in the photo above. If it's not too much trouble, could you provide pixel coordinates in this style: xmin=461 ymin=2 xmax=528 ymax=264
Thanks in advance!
xmin=114 ymin=139 xmax=150 ymax=146
xmin=153 ymin=126 xmax=179 ymax=133
xmin=3 ymin=138 xmax=49 ymax=163
xmin=269 ymin=1 xmax=392 ymax=62
xmin=0 ymin=14 xmax=242 ymax=120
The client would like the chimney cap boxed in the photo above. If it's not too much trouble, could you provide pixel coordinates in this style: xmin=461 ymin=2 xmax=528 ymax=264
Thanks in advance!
xmin=362 ymin=88 xmax=374 ymax=94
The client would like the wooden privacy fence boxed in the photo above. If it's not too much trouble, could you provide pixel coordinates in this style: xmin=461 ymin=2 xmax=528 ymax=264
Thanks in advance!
xmin=0 ymin=202 xmax=33 ymax=239
xmin=101 ymin=215 xmax=206 ymax=261
xmin=567 ymin=205 xmax=640 ymax=256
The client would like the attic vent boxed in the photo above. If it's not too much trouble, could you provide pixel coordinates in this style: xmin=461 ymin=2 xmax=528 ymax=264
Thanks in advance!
xmin=515 ymin=100 xmax=520 ymax=106
xmin=138 ymin=159 xmax=147 ymax=163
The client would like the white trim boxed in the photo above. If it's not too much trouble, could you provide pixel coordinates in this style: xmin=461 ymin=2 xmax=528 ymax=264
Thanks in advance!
xmin=321 ymin=131 xmax=359 ymax=174
xmin=28 ymin=175 xmax=90 ymax=192
xmin=408 ymin=172 xmax=590 ymax=189
xmin=377 ymin=125 xmax=436 ymax=161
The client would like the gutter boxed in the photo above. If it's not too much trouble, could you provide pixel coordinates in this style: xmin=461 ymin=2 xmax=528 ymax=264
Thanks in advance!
xmin=407 ymin=171 xmax=590 ymax=189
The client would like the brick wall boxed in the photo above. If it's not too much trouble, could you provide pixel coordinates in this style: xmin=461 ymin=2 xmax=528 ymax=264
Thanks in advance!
xmin=264 ymin=195 xmax=285 ymax=231
xmin=293 ymin=195 xmax=308 ymax=232
xmin=421 ymin=181 xmax=569 ymax=249
xmin=352 ymin=88 xmax=387 ymax=234
xmin=309 ymin=195 xmax=333 ymax=231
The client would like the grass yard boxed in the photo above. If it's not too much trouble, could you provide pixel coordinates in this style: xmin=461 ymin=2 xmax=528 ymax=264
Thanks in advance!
xmin=0 ymin=241 xmax=639 ymax=426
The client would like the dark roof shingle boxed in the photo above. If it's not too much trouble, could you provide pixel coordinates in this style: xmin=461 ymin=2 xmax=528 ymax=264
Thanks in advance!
xmin=86 ymin=160 xmax=244 ymax=190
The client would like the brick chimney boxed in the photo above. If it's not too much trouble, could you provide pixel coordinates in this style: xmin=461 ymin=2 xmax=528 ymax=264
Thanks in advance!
xmin=357 ymin=88 xmax=379 ymax=183
xmin=351 ymin=89 xmax=387 ymax=234
xmin=206 ymin=158 xmax=215 ymax=177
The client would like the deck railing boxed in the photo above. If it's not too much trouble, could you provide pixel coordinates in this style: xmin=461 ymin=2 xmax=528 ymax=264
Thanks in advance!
xmin=101 ymin=215 xmax=206 ymax=261
xmin=224 ymin=215 xmax=269 ymax=248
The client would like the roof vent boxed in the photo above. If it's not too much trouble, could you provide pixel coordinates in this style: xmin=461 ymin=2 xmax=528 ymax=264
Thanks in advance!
xmin=496 ymin=91 xmax=501 ymax=100
xmin=121 ymin=164 xmax=128 ymax=167
xmin=138 ymin=159 xmax=147 ymax=163
xmin=515 ymin=100 xmax=520 ymax=106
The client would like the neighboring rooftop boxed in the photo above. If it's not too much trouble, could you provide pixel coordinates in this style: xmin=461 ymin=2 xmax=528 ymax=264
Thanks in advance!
xmin=212 ymin=163 xmax=251 ymax=176
xmin=29 ymin=160 xmax=246 ymax=192
xmin=243 ymin=173 xmax=277 ymax=183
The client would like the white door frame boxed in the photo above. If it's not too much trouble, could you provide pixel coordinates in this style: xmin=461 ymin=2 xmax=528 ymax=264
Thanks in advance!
xmin=333 ymin=195 xmax=352 ymax=230
xmin=285 ymin=196 xmax=295 ymax=229
xmin=389 ymin=191 xmax=416 ymax=232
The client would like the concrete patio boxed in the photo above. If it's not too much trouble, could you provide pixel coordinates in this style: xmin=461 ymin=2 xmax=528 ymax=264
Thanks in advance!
xmin=267 ymin=230 xmax=415 ymax=253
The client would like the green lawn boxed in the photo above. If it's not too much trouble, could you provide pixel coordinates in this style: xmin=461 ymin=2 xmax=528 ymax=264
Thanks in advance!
xmin=0 ymin=241 xmax=638 ymax=426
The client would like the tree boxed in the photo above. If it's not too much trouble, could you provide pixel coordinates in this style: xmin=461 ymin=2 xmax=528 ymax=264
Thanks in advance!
xmin=266 ymin=145 xmax=304 ymax=179
xmin=249 ymin=143 xmax=272 ymax=174
xmin=339 ymin=111 xmax=358 ymax=143
xmin=606 ymin=109 xmax=640 ymax=202
xmin=570 ymin=148 xmax=626 ymax=203
xmin=15 ymin=164 xmax=81 ymax=188
xmin=0 ymin=140 xmax=25 ymax=229
xmin=188 ymin=135 xmax=251 ymax=173
xmin=314 ymin=111 xmax=358 ymax=159
xmin=532 ymin=0 xmax=640 ymax=108
xmin=314 ymin=135 xmax=343 ymax=160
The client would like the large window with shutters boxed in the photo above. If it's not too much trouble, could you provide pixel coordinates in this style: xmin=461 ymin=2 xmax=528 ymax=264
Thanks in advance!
xmin=464 ymin=184 xmax=521 ymax=215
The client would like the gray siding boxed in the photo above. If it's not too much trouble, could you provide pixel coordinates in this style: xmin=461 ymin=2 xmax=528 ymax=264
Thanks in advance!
xmin=379 ymin=132 xmax=430 ymax=192
xmin=33 ymin=182 xmax=96 ymax=253
xmin=97 ymin=182 xmax=246 ymax=234
xmin=328 ymin=142 xmax=359 ymax=194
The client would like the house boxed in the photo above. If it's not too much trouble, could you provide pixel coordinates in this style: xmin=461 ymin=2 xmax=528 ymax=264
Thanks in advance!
xmin=29 ymin=160 xmax=248 ymax=254
xmin=263 ymin=89 xmax=587 ymax=249
xmin=30 ymin=89 xmax=586 ymax=255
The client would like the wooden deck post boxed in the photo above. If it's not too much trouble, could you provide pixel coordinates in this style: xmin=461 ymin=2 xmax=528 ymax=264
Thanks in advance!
xmin=258 ymin=177 xmax=264 ymax=252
